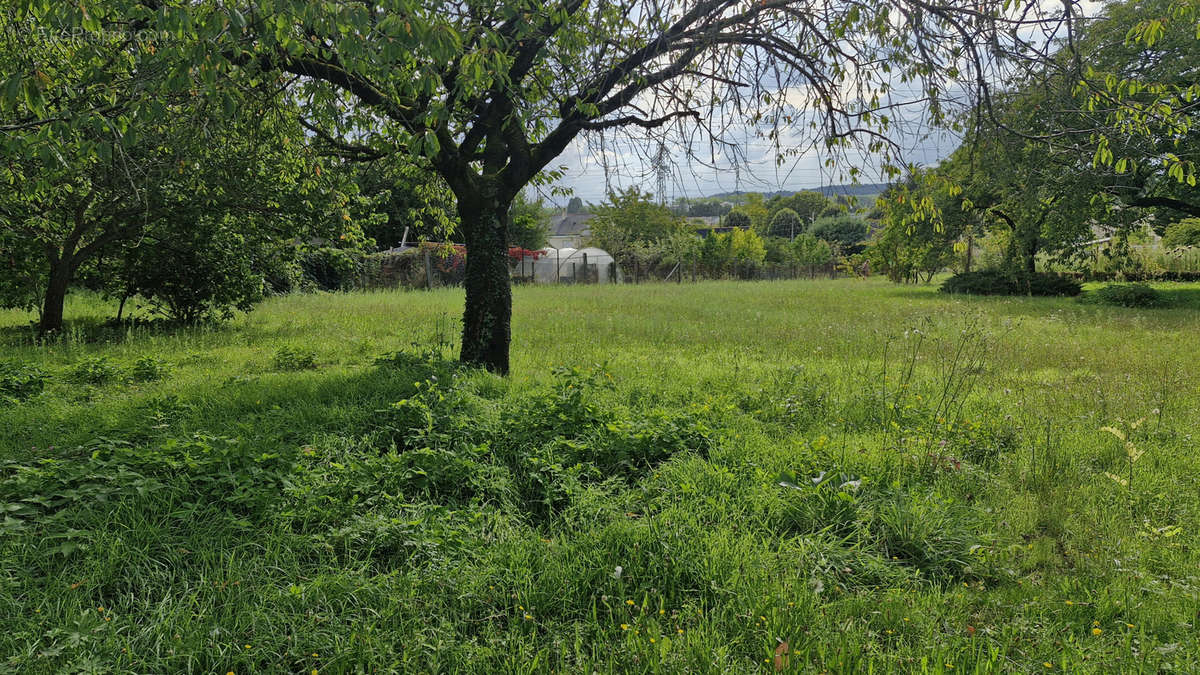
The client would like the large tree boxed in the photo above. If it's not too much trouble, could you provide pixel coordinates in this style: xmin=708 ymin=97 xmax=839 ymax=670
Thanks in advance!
xmin=0 ymin=9 xmax=350 ymax=332
xmin=896 ymin=0 xmax=1200 ymax=273
xmin=8 ymin=0 xmax=1081 ymax=372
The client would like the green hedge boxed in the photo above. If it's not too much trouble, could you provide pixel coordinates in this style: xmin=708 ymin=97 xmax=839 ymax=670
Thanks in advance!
xmin=940 ymin=270 xmax=1082 ymax=297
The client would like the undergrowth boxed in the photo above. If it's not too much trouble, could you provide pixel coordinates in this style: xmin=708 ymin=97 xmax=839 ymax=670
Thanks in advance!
xmin=0 ymin=280 xmax=1197 ymax=673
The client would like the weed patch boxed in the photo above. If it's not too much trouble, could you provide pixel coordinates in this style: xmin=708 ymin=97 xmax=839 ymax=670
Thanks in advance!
xmin=0 ymin=360 xmax=48 ymax=404
xmin=2 ymin=280 xmax=1198 ymax=672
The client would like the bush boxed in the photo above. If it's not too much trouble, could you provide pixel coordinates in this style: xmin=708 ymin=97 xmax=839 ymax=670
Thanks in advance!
xmin=767 ymin=208 xmax=805 ymax=239
xmin=1163 ymin=217 xmax=1200 ymax=249
xmin=1090 ymin=283 xmax=1164 ymax=308
xmin=272 ymin=346 xmax=317 ymax=371
xmin=0 ymin=361 xmax=48 ymax=404
xmin=810 ymin=215 xmax=870 ymax=254
xmin=940 ymin=269 xmax=1081 ymax=297
xmin=131 ymin=356 xmax=171 ymax=382
xmin=300 ymin=246 xmax=364 ymax=291
xmin=70 ymin=357 xmax=121 ymax=385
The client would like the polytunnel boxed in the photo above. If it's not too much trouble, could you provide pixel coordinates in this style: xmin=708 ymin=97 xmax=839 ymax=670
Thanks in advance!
xmin=525 ymin=247 xmax=623 ymax=284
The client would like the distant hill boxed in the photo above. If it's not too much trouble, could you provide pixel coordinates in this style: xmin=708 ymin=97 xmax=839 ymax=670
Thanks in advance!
xmin=707 ymin=183 xmax=890 ymax=201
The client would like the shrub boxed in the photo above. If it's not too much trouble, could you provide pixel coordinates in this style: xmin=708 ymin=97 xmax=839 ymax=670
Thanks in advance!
xmin=1090 ymin=283 xmax=1164 ymax=308
xmin=0 ymin=361 xmax=48 ymax=404
xmin=1163 ymin=217 xmax=1200 ymax=249
xmin=118 ymin=221 xmax=272 ymax=323
xmin=300 ymin=246 xmax=364 ymax=291
xmin=810 ymin=215 xmax=870 ymax=254
xmin=70 ymin=357 xmax=121 ymax=385
xmin=940 ymin=269 xmax=1081 ymax=297
xmin=272 ymin=346 xmax=317 ymax=371
xmin=767 ymin=208 xmax=805 ymax=239
xmin=131 ymin=356 xmax=171 ymax=382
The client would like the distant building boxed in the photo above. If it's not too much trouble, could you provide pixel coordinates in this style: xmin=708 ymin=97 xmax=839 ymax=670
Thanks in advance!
xmin=547 ymin=213 xmax=595 ymax=248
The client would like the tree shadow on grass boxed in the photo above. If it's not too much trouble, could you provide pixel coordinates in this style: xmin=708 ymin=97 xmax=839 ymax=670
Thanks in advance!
xmin=1 ymin=349 xmax=461 ymax=462
xmin=1154 ymin=286 xmax=1200 ymax=310
xmin=0 ymin=315 xmax=227 ymax=350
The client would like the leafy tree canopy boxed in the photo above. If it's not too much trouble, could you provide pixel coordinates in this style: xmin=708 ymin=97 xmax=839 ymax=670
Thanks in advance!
xmin=767 ymin=208 xmax=805 ymax=239
xmin=588 ymin=187 xmax=687 ymax=261
xmin=4 ymin=0 xmax=1087 ymax=372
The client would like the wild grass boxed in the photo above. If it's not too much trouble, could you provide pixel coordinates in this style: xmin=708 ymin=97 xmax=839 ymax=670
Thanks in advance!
xmin=1 ymin=278 xmax=1198 ymax=673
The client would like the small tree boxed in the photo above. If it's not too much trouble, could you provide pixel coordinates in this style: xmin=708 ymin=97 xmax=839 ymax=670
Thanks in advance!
xmin=769 ymin=191 xmax=831 ymax=224
xmin=729 ymin=229 xmax=766 ymax=267
xmin=870 ymin=169 xmax=967 ymax=283
xmin=768 ymin=208 xmax=805 ymax=239
xmin=1163 ymin=218 xmax=1200 ymax=249
xmin=793 ymin=234 xmax=834 ymax=269
xmin=509 ymin=191 xmax=550 ymax=250
xmin=811 ymin=216 xmax=871 ymax=254
xmin=117 ymin=216 xmax=279 ymax=323
xmin=723 ymin=211 xmax=752 ymax=231
xmin=588 ymin=187 xmax=687 ymax=266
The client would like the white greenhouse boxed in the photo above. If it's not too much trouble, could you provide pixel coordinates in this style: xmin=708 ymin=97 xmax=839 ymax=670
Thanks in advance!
xmin=515 ymin=247 xmax=623 ymax=284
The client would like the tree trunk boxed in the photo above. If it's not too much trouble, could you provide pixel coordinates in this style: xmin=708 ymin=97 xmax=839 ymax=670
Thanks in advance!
xmin=39 ymin=257 xmax=72 ymax=335
xmin=457 ymin=191 xmax=513 ymax=375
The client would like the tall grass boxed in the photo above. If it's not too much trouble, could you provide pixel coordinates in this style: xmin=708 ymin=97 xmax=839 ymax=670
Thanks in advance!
xmin=1 ymin=279 xmax=1198 ymax=673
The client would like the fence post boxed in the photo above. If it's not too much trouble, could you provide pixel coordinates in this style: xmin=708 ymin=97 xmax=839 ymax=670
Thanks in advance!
xmin=582 ymin=252 xmax=588 ymax=284
xmin=424 ymin=250 xmax=433 ymax=290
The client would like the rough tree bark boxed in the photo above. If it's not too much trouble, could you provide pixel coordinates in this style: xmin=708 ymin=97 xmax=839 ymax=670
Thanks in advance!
xmin=40 ymin=255 xmax=72 ymax=335
xmin=456 ymin=181 xmax=514 ymax=374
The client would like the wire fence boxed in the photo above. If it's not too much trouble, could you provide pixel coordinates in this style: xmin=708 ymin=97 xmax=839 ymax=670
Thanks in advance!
xmin=350 ymin=251 xmax=843 ymax=291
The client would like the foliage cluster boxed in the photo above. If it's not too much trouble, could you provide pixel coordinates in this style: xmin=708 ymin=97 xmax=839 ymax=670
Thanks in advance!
xmin=1089 ymin=283 xmax=1165 ymax=308
xmin=272 ymin=346 xmax=318 ymax=372
xmin=1163 ymin=218 xmax=1200 ymax=249
xmin=0 ymin=361 xmax=47 ymax=405
xmin=940 ymin=270 xmax=1083 ymax=296
xmin=810 ymin=215 xmax=871 ymax=254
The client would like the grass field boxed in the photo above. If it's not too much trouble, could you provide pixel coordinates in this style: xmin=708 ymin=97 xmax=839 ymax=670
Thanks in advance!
xmin=2 ymin=278 xmax=1199 ymax=673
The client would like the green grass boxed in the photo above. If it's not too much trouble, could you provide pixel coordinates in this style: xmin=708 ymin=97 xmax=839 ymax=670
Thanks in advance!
xmin=2 ymin=278 xmax=1199 ymax=673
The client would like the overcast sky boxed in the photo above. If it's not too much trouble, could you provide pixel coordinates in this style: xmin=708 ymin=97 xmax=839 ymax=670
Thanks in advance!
xmin=530 ymin=85 xmax=963 ymax=209
xmin=541 ymin=124 xmax=958 ymax=207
